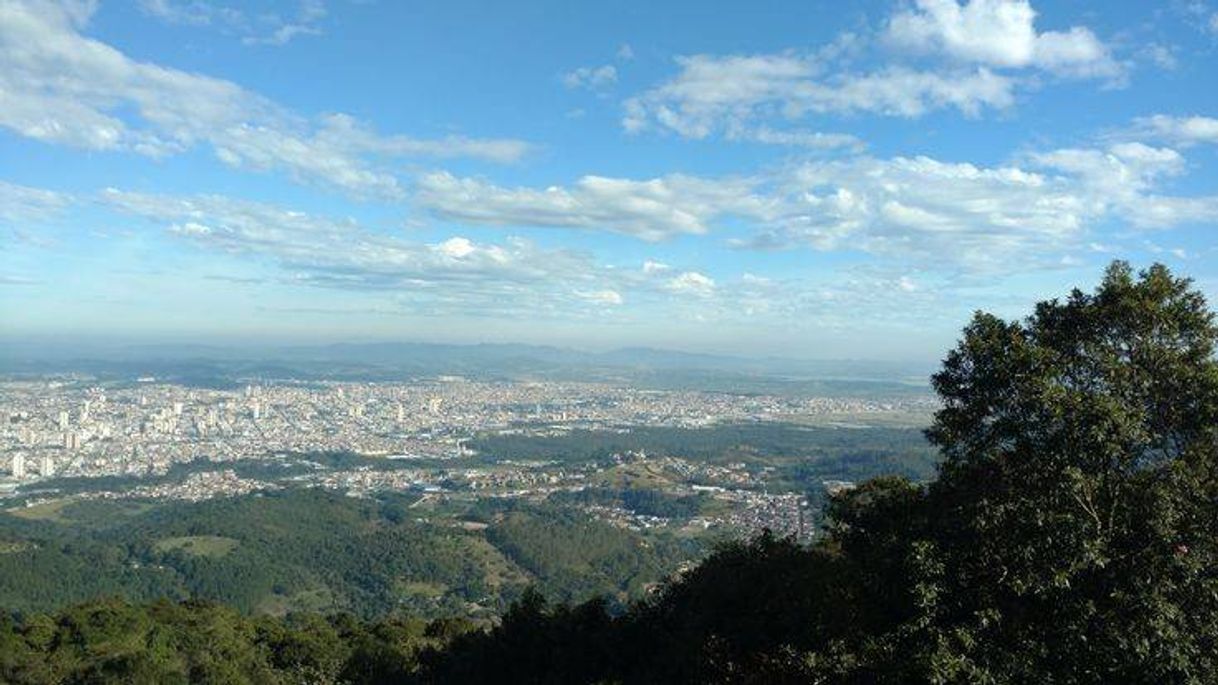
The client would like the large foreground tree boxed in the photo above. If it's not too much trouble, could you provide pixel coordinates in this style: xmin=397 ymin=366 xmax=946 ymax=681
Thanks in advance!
xmin=907 ymin=261 xmax=1218 ymax=682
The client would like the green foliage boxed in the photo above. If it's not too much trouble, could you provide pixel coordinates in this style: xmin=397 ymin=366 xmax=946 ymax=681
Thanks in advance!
xmin=470 ymin=423 xmax=938 ymax=483
xmin=482 ymin=503 xmax=697 ymax=604
xmin=0 ymin=489 xmax=692 ymax=619
xmin=0 ymin=598 xmax=460 ymax=684
xmin=548 ymin=486 xmax=709 ymax=518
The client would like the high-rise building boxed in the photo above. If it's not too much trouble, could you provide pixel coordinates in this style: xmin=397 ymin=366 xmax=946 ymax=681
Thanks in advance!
xmin=10 ymin=454 xmax=25 ymax=479
xmin=39 ymin=456 xmax=54 ymax=478
xmin=63 ymin=432 xmax=79 ymax=450
xmin=57 ymin=410 xmax=69 ymax=430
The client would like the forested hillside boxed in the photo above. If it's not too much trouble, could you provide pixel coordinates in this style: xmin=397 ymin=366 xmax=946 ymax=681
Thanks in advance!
xmin=0 ymin=489 xmax=697 ymax=618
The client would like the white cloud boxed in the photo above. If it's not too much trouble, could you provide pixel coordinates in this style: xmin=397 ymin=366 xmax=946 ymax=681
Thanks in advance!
xmin=415 ymin=171 xmax=770 ymax=241
xmin=1130 ymin=114 xmax=1218 ymax=147
xmin=0 ymin=181 xmax=72 ymax=222
xmin=623 ymin=53 xmax=1015 ymax=139
xmin=1026 ymin=142 xmax=1218 ymax=228
xmin=140 ymin=0 xmax=239 ymax=27
xmin=575 ymin=289 xmax=624 ymax=305
xmin=1138 ymin=44 xmax=1177 ymax=70
xmin=435 ymin=236 xmax=477 ymax=259
xmin=140 ymin=0 xmax=327 ymax=46
xmin=665 ymin=271 xmax=716 ymax=297
xmin=756 ymin=142 xmax=1216 ymax=267
xmin=313 ymin=114 xmax=530 ymax=164
xmin=616 ymin=44 xmax=635 ymax=61
xmin=563 ymin=64 xmax=618 ymax=91
xmin=642 ymin=260 xmax=671 ymax=274
xmin=0 ymin=1 xmax=529 ymax=198
xmin=747 ymin=144 xmax=1216 ymax=268
xmin=739 ymin=126 xmax=863 ymax=150
xmin=885 ymin=0 xmax=1122 ymax=79
xmin=97 ymin=189 xmax=606 ymax=301
xmin=622 ymin=2 xmax=1122 ymax=143
xmin=418 ymin=138 xmax=1217 ymax=272
xmin=744 ymin=155 xmax=1081 ymax=271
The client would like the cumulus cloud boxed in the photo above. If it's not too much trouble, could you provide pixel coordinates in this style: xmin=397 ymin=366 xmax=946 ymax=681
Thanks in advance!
xmin=96 ymin=189 xmax=610 ymax=303
xmin=885 ymin=0 xmax=1122 ymax=79
xmin=664 ymin=271 xmax=716 ymax=297
xmin=1129 ymin=114 xmax=1218 ymax=147
xmin=1030 ymin=142 xmax=1218 ymax=228
xmin=744 ymin=144 xmax=1217 ymax=270
xmin=622 ymin=53 xmax=1016 ymax=139
xmin=0 ymin=1 xmax=529 ymax=198
xmin=739 ymin=155 xmax=1082 ymax=272
xmin=621 ymin=2 xmax=1122 ymax=144
xmin=416 ymin=138 xmax=1217 ymax=273
xmin=415 ymin=171 xmax=770 ymax=241
xmin=761 ymin=142 xmax=1213 ymax=265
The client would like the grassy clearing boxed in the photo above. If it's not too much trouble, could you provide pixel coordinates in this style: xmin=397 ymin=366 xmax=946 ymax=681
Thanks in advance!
xmin=8 ymin=498 xmax=75 ymax=522
xmin=255 ymin=587 xmax=336 ymax=616
xmin=154 ymin=535 xmax=240 ymax=558
xmin=398 ymin=580 xmax=447 ymax=598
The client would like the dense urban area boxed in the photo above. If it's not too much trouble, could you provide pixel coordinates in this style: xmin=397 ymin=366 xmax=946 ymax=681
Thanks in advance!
xmin=1 ymin=377 xmax=935 ymax=541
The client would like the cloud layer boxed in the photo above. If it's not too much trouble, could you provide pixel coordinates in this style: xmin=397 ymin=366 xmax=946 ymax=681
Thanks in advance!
xmin=0 ymin=1 xmax=529 ymax=198
xmin=417 ymin=139 xmax=1218 ymax=273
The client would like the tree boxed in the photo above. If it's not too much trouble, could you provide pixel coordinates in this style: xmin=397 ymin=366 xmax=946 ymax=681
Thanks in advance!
xmin=917 ymin=262 xmax=1218 ymax=683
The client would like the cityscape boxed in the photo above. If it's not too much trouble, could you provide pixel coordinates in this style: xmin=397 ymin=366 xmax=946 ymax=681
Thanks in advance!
xmin=0 ymin=376 xmax=935 ymax=540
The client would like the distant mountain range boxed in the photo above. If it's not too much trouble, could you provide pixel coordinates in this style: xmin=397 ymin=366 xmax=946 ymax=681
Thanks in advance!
xmin=0 ymin=340 xmax=934 ymax=392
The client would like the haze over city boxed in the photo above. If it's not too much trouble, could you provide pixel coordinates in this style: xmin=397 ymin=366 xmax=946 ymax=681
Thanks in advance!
xmin=2 ymin=0 xmax=1216 ymax=362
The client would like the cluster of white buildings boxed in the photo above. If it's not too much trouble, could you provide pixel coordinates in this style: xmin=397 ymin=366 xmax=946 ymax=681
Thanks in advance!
xmin=1 ymin=377 xmax=932 ymax=496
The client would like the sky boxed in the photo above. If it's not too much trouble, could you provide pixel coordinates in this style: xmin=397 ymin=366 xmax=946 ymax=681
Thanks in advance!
xmin=1 ymin=0 xmax=1217 ymax=362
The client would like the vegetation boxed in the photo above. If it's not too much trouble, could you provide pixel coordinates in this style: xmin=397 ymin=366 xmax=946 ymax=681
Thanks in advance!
xmin=0 ymin=597 xmax=466 ymax=684
xmin=0 ymin=489 xmax=694 ymax=619
xmin=2 ymin=262 xmax=1214 ymax=682
xmin=475 ymin=502 xmax=698 ymax=604
xmin=549 ymin=486 xmax=710 ymax=518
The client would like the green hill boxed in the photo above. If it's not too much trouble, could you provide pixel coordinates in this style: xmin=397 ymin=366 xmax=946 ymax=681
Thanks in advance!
xmin=0 ymin=488 xmax=696 ymax=619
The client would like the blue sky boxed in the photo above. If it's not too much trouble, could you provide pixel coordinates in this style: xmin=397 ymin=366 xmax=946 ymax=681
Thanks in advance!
xmin=2 ymin=0 xmax=1217 ymax=361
